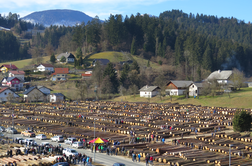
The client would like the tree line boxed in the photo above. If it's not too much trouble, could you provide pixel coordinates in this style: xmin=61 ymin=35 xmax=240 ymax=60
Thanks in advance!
xmin=30 ymin=11 xmax=252 ymax=79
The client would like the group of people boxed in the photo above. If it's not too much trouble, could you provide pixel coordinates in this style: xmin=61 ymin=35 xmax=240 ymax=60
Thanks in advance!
xmin=61 ymin=153 xmax=92 ymax=165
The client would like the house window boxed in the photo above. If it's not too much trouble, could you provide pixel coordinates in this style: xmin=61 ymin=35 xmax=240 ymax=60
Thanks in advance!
xmin=57 ymin=74 xmax=60 ymax=76
xmin=16 ymin=81 xmax=18 ymax=83
xmin=62 ymin=75 xmax=64 ymax=76
xmin=195 ymin=90 xmax=197 ymax=94
xmin=4 ymin=93 xmax=6 ymax=95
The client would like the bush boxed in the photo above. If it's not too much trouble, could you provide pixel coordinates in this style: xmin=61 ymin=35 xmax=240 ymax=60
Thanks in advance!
xmin=233 ymin=110 xmax=252 ymax=132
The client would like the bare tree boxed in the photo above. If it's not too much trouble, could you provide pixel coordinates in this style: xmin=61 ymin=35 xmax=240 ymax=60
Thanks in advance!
xmin=129 ymin=84 xmax=139 ymax=98
xmin=32 ymin=91 xmax=44 ymax=103
xmin=230 ymin=68 xmax=245 ymax=90
xmin=6 ymin=93 xmax=18 ymax=103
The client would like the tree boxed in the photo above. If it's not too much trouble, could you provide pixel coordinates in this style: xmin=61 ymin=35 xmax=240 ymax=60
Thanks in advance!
xmin=230 ymin=68 xmax=245 ymax=90
xmin=103 ymin=62 xmax=119 ymax=93
xmin=100 ymin=76 xmax=113 ymax=98
xmin=75 ymin=47 xmax=83 ymax=58
xmin=50 ymin=53 xmax=56 ymax=64
xmin=131 ymin=37 xmax=136 ymax=55
xmin=233 ymin=110 xmax=252 ymax=132
xmin=92 ymin=61 xmax=104 ymax=87
xmin=131 ymin=61 xmax=140 ymax=74
xmin=60 ymin=56 xmax=66 ymax=62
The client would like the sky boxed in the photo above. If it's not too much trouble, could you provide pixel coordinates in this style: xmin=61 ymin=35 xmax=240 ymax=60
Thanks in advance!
xmin=0 ymin=0 xmax=251 ymax=23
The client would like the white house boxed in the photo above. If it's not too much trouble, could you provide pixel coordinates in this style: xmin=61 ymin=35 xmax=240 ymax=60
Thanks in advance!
xmin=36 ymin=64 xmax=54 ymax=72
xmin=50 ymin=93 xmax=65 ymax=103
xmin=57 ymin=52 xmax=75 ymax=63
xmin=189 ymin=83 xmax=203 ymax=97
xmin=139 ymin=85 xmax=160 ymax=98
xmin=8 ymin=70 xmax=25 ymax=81
xmin=166 ymin=80 xmax=193 ymax=96
xmin=0 ymin=87 xmax=19 ymax=102
xmin=37 ymin=86 xmax=52 ymax=95
xmin=206 ymin=70 xmax=233 ymax=85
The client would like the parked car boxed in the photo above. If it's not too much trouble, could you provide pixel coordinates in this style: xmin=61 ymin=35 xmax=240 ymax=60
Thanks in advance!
xmin=62 ymin=148 xmax=78 ymax=157
xmin=51 ymin=135 xmax=64 ymax=142
xmin=64 ymin=137 xmax=77 ymax=145
xmin=52 ymin=162 xmax=70 ymax=166
xmin=72 ymin=141 xmax=83 ymax=149
xmin=21 ymin=130 xmax=35 ymax=137
xmin=16 ymin=137 xmax=25 ymax=144
xmin=6 ymin=127 xmax=17 ymax=134
xmin=0 ymin=126 xmax=5 ymax=132
xmin=24 ymin=138 xmax=37 ymax=146
xmin=36 ymin=134 xmax=47 ymax=140
xmin=113 ymin=163 xmax=126 ymax=166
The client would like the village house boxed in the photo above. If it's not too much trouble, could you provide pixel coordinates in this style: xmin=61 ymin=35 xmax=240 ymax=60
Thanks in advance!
xmin=92 ymin=59 xmax=110 ymax=66
xmin=206 ymin=70 xmax=233 ymax=85
xmin=1 ymin=77 xmax=24 ymax=91
xmin=50 ymin=93 xmax=65 ymax=103
xmin=0 ymin=64 xmax=18 ymax=73
xmin=166 ymin=80 xmax=193 ymax=96
xmin=189 ymin=82 xmax=203 ymax=97
xmin=51 ymin=68 xmax=69 ymax=81
xmin=0 ymin=87 xmax=19 ymax=102
xmin=81 ymin=71 xmax=92 ymax=79
xmin=57 ymin=52 xmax=75 ymax=63
xmin=36 ymin=86 xmax=52 ymax=95
xmin=8 ymin=70 xmax=25 ymax=81
xmin=36 ymin=64 xmax=54 ymax=72
xmin=23 ymin=86 xmax=46 ymax=102
xmin=139 ymin=85 xmax=160 ymax=98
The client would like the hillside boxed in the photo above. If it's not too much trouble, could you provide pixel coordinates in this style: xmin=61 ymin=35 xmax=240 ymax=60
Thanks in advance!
xmin=22 ymin=9 xmax=96 ymax=27
xmin=112 ymin=88 xmax=252 ymax=109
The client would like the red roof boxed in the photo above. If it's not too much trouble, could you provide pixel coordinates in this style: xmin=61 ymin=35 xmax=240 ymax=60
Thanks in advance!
xmin=40 ymin=63 xmax=54 ymax=67
xmin=52 ymin=68 xmax=69 ymax=75
xmin=9 ymin=70 xmax=25 ymax=75
xmin=0 ymin=87 xmax=9 ymax=94
xmin=81 ymin=73 xmax=92 ymax=77
xmin=1 ymin=64 xmax=18 ymax=70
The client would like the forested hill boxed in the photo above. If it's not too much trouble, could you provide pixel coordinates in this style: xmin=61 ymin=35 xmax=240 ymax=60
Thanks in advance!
xmin=160 ymin=10 xmax=252 ymax=46
xmin=22 ymin=9 xmax=96 ymax=27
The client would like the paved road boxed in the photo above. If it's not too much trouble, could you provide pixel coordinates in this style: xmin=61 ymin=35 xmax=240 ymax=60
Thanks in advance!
xmin=4 ymin=133 xmax=146 ymax=166
xmin=4 ymin=129 xmax=234 ymax=166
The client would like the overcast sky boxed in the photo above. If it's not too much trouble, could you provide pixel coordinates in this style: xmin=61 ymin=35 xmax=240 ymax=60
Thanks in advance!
xmin=1 ymin=0 xmax=251 ymax=22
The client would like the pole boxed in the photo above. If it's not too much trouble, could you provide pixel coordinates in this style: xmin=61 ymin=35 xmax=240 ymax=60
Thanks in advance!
xmin=229 ymin=144 xmax=232 ymax=166
xmin=94 ymin=118 xmax=95 ymax=162
xmin=12 ymin=109 xmax=14 ymax=141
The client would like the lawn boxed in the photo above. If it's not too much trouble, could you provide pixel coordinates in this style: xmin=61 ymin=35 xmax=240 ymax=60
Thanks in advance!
xmin=112 ymin=88 xmax=252 ymax=109
xmin=85 ymin=51 xmax=129 ymax=63
xmin=0 ymin=56 xmax=51 ymax=69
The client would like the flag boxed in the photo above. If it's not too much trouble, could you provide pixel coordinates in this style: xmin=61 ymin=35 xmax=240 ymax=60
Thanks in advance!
xmin=11 ymin=114 xmax=15 ymax=117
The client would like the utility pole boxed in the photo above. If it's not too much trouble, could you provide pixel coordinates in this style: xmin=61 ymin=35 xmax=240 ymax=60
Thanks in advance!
xmin=94 ymin=118 xmax=95 ymax=162
xmin=229 ymin=144 xmax=233 ymax=166
xmin=12 ymin=108 xmax=14 ymax=141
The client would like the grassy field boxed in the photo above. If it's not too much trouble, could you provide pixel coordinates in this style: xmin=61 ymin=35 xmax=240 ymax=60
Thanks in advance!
xmin=85 ymin=51 xmax=162 ymax=70
xmin=0 ymin=56 xmax=51 ymax=68
xmin=112 ymin=88 xmax=252 ymax=109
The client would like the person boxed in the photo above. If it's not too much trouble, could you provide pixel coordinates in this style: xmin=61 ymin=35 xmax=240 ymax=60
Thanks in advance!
xmin=149 ymin=156 xmax=153 ymax=165
xmin=162 ymin=137 xmax=165 ymax=144
xmin=181 ymin=133 xmax=183 ymax=139
xmin=145 ymin=154 xmax=149 ymax=166
xmin=132 ymin=153 xmax=135 ymax=162
xmin=138 ymin=153 xmax=141 ymax=162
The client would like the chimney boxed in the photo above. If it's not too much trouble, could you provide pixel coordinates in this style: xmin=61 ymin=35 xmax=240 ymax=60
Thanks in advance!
xmin=146 ymin=85 xmax=148 ymax=88
xmin=218 ymin=70 xmax=221 ymax=73
xmin=10 ymin=63 xmax=11 ymax=67
xmin=66 ymin=52 xmax=68 ymax=54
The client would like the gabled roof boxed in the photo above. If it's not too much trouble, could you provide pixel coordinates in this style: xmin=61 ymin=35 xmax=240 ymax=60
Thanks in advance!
xmin=206 ymin=70 xmax=233 ymax=80
xmin=51 ymin=93 xmax=64 ymax=97
xmin=93 ymin=59 xmax=110 ymax=65
xmin=0 ymin=87 xmax=19 ymax=97
xmin=0 ymin=64 xmax=18 ymax=70
xmin=81 ymin=73 xmax=92 ymax=77
xmin=6 ymin=77 xmax=21 ymax=82
xmin=139 ymin=85 xmax=160 ymax=92
xmin=0 ymin=87 xmax=9 ymax=94
xmin=52 ymin=68 xmax=69 ymax=75
xmin=190 ymin=82 xmax=203 ymax=88
xmin=37 ymin=85 xmax=52 ymax=91
xmin=23 ymin=86 xmax=45 ymax=95
xmin=57 ymin=52 xmax=75 ymax=59
xmin=167 ymin=80 xmax=193 ymax=88
xmin=38 ymin=64 xmax=54 ymax=68
xmin=9 ymin=70 xmax=25 ymax=75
